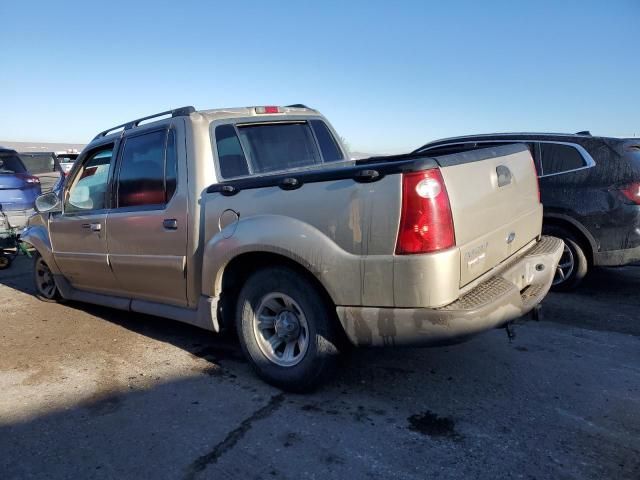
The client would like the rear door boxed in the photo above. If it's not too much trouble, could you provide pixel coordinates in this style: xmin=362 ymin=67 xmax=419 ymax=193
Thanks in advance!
xmin=106 ymin=120 xmax=188 ymax=306
xmin=49 ymin=143 xmax=121 ymax=294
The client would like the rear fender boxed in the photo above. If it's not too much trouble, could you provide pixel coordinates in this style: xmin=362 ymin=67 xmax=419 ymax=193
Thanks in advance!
xmin=201 ymin=215 xmax=361 ymax=306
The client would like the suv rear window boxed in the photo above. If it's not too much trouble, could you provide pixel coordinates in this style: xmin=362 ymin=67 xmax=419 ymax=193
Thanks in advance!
xmin=0 ymin=153 xmax=27 ymax=174
xmin=214 ymin=120 xmax=344 ymax=179
xmin=540 ymin=143 xmax=587 ymax=175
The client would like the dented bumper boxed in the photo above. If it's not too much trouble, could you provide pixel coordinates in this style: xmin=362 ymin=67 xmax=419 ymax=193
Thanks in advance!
xmin=337 ymin=236 xmax=564 ymax=347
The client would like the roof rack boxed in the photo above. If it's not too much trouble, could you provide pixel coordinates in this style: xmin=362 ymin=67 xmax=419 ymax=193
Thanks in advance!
xmin=93 ymin=106 xmax=196 ymax=140
xmin=575 ymin=130 xmax=591 ymax=136
xmin=285 ymin=104 xmax=311 ymax=109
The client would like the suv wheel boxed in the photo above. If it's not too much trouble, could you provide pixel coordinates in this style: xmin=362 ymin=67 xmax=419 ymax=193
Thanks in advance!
xmin=545 ymin=227 xmax=588 ymax=291
xmin=236 ymin=266 xmax=341 ymax=392
xmin=33 ymin=252 xmax=61 ymax=302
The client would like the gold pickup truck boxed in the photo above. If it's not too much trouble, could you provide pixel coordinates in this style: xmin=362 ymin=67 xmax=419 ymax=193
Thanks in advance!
xmin=23 ymin=105 xmax=563 ymax=391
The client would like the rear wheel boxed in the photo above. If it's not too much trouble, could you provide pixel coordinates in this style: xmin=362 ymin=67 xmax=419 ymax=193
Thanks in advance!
xmin=545 ymin=227 xmax=589 ymax=291
xmin=236 ymin=266 xmax=341 ymax=392
xmin=0 ymin=253 xmax=11 ymax=270
xmin=33 ymin=252 xmax=61 ymax=302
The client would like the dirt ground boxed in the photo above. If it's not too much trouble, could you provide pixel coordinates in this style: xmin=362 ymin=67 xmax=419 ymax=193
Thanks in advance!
xmin=1 ymin=255 xmax=639 ymax=479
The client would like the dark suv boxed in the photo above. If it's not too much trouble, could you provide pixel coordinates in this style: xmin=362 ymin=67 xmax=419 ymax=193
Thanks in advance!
xmin=415 ymin=133 xmax=640 ymax=290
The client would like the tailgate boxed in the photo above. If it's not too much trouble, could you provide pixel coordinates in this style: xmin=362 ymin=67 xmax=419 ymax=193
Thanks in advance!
xmin=436 ymin=144 xmax=542 ymax=287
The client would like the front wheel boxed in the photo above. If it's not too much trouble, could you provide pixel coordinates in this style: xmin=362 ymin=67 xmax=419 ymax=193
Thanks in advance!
xmin=236 ymin=266 xmax=341 ymax=392
xmin=33 ymin=252 xmax=61 ymax=302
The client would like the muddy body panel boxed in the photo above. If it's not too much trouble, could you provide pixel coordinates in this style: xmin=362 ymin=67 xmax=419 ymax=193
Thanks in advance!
xmin=338 ymin=236 xmax=563 ymax=347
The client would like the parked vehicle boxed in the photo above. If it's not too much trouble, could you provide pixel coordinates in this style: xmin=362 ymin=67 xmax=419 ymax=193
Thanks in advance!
xmin=22 ymin=105 xmax=562 ymax=391
xmin=415 ymin=133 xmax=640 ymax=290
xmin=56 ymin=151 xmax=80 ymax=175
xmin=0 ymin=147 xmax=41 ymax=229
xmin=19 ymin=152 xmax=64 ymax=193
xmin=0 ymin=204 xmax=31 ymax=269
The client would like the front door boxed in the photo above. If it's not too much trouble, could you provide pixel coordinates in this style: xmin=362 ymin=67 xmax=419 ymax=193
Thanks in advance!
xmin=106 ymin=122 xmax=188 ymax=306
xmin=49 ymin=144 xmax=121 ymax=294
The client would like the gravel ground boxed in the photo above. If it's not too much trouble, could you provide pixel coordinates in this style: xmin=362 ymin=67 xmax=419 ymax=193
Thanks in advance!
xmin=1 ymin=255 xmax=639 ymax=479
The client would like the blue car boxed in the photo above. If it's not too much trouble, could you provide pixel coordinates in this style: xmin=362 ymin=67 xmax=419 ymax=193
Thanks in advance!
xmin=0 ymin=147 xmax=42 ymax=229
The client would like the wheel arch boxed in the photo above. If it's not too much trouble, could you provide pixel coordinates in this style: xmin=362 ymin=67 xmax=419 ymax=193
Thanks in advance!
xmin=216 ymin=251 xmax=339 ymax=333
xmin=542 ymin=214 xmax=595 ymax=265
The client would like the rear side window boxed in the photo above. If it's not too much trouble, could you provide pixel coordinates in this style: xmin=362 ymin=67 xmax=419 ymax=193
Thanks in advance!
xmin=117 ymin=129 xmax=176 ymax=208
xmin=215 ymin=124 xmax=250 ymax=179
xmin=310 ymin=120 xmax=343 ymax=162
xmin=0 ymin=153 xmax=27 ymax=174
xmin=540 ymin=143 xmax=587 ymax=175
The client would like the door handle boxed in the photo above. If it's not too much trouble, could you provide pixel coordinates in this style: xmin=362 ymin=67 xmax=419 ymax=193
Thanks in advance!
xmin=163 ymin=218 xmax=178 ymax=230
xmin=82 ymin=223 xmax=102 ymax=232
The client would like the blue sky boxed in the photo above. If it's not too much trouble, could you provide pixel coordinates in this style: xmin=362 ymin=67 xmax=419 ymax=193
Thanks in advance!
xmin=1 ymin=0 xmax=638 ymax=152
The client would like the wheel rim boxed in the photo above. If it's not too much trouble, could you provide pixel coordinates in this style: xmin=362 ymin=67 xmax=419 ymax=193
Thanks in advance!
xmin=35 ymin=257 xmax=57 ymax=299
xmin=252 ymin=292 xmax=309 ymax=367
xmin=552 ymin=243 xmax=575 ymax=286
xmin=0 ymin=256 xmax=9 ymax=269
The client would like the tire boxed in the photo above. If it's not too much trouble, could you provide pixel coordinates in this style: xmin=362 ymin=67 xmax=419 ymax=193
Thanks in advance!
xmin=0 ymin=254 xmax=12 ymax=270
xmin=33 ymin=252 xmax=62 ymax=302
xmin=544 ymin=227 xmax=589 ymax=292
xmin=236 ymin=266 xmax=341 ymax=392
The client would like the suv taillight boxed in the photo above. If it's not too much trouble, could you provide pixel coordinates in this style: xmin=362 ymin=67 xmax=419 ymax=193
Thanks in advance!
xmin=396 ymin=169 xmax=455 ymax=254
xmin=620 ymin=182 xmax=640 ymax=205
xmin=16 ymin=173 xmax=40 ymax=185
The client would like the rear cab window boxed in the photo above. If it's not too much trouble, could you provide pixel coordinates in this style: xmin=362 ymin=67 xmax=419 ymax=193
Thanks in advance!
xmin=212 ymin=118 xmax=344 ymax=180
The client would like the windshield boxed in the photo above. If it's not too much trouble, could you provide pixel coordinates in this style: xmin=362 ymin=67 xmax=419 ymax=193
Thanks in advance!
xmin=0 ymin=153 xmax=28 ymax=174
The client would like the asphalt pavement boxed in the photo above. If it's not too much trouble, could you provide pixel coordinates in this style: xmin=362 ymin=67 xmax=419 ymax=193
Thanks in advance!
xmin=1 ymin=255 xmax=638 ymax=479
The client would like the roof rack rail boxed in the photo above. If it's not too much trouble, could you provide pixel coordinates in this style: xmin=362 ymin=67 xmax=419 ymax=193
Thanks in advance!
xmin=93 ymin=106 xmax=196 ymax=140
xmin=285 ymin=104 xmax=311 ymax=109
xmin=575 ymin=130 xmax=591 ymax=136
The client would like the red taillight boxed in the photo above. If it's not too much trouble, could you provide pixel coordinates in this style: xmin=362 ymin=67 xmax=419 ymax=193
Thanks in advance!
xmin=16 ymin=173 xmax=40 ymax=185
xmin=620 ymin=182 xmax=640 ymax=204
xmin=396 ymin=169 xmax=455 ymax=254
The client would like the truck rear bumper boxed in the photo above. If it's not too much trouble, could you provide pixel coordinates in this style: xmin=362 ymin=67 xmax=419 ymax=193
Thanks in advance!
xmin=337 ymin=236 xmax=563 ymax=347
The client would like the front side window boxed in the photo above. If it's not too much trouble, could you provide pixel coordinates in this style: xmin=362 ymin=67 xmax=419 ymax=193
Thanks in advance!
xmin=117 ymin=130 xmax=169 ymax=208
xmin=65 ymin=147 xmax=113 ymax=213
xmin=540 ymin=143 xmax=587 ymax=176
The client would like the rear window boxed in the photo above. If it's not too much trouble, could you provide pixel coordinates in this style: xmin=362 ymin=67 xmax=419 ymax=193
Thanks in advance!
xmin=213 ymin=120 xmax=344 ymax=179
xmin=238 ymin=122 xmax=320 ymax=174
xmin=540 ymin=143 xmax=587 ymax=175
xmin=19 ymin=153 xmax=58 ymax=174
xmin=0 ymin=153 xmax=27 ymax=174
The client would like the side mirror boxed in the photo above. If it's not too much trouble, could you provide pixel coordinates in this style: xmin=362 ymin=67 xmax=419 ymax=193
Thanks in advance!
xmin=35 ymin=191 xmax=61 ymax=214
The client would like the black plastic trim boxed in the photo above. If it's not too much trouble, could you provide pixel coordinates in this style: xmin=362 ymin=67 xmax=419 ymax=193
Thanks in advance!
xmin=206 ymin=153 xmax=439 ymax=195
